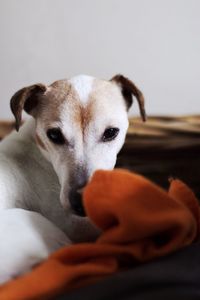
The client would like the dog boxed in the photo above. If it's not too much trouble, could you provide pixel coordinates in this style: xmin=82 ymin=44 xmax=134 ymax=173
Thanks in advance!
xmin=0 ymin=74 xmax=145 ymax=283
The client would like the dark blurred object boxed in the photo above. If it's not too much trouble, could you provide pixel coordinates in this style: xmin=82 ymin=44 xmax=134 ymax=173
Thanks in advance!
xmin=0 ymin=116 xmax=200 ymax=198
xmin=117 ymin=115 xmax=200 ymax=199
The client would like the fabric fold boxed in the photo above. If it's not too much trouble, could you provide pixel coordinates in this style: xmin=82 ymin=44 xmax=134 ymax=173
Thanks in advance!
xmin=0 ymin=169 xmax=199 ymax=300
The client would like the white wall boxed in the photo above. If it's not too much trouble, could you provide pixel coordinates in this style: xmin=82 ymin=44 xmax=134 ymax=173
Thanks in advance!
xmin=0 ymin=0 xmax=199 ymax=119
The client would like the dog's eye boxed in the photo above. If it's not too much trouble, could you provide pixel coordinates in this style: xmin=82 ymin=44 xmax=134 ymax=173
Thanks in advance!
xmin=47 ymin=128 xmax=65 ymax=145
xmin=102 ymin=127 xmax=119 ymax=142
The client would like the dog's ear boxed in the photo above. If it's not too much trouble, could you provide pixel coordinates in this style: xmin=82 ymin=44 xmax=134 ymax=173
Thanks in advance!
xmin=10 ymin=83 xmax=47 ymax=131
xmin=111 ymin=74 xmax=146 ymax=121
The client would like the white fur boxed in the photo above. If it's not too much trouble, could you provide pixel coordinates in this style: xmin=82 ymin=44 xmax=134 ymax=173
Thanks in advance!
xmin=0 ymin=209 xmax=70 ymax=284
xmin=0 ymin=74 xmax=130 ymax=284
xmin=69 ymin=75 xmax=94 ymax=105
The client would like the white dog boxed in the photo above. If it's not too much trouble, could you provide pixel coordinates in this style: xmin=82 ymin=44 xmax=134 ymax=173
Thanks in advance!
xmin=0 ymin=74 xmax=145 ymax=283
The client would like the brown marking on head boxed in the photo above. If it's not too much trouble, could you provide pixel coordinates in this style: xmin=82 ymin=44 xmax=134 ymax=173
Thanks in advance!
xmin=56 ymin=81 xmax=95 ymax=135
xmin=35 ymin=133 xmax=46 ymax=150
xmin=10 ymin=75 xmax=145 ymax=142
xmin=38 ymin=80 xmax=73 ymax=127
xmin=10 ymin=79 xmax=79 ymax=131
xmin=79 ymin=102 xmax=94 ymax=134
xmin=111 ymin=74 xmax=146 ymax=121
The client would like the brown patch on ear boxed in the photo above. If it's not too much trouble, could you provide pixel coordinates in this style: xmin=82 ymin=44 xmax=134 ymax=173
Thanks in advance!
xmin=35 ymin=133 xmax=47 ymax=150
xmin=111 ymin=74 xmax=146 ymax=121
xmin=10 ymin=84 xmax=47 ymax=131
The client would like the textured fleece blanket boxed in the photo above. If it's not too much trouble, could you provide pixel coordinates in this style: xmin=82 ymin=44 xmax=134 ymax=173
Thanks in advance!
xmin=0 ymin=169 xmax=199 ymax=300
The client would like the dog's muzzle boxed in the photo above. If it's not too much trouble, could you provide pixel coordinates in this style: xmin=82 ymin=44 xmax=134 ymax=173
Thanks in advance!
xmin=68 ymin=168 xmax=89 ymax=217
xmin=69 ymin=187 xmax=86 ymax=217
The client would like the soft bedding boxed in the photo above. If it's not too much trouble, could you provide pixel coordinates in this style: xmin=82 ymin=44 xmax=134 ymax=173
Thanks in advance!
xmin=60 ymin=240 xmax=200 ymax=300
xmin=0 ymin=169 xmax=199 ymax=299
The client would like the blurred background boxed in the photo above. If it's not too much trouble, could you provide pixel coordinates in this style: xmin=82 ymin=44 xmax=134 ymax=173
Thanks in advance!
xmin=0 ymin=0 xmax=199 ymax=119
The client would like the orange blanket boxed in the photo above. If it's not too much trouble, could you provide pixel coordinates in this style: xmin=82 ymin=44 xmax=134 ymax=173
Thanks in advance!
xmin=0 ymin=169 xmax=199 ymax=300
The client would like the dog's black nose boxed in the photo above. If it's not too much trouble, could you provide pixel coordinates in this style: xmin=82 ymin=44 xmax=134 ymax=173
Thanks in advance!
xmin=69 ymin=188 xmax=86 ymax=217
xmin=69 ymin=167 xmax=88 ymax=216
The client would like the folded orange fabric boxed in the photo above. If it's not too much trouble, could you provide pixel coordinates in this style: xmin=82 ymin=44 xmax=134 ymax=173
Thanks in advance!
xmin=0 ymin=169 xmax=199 ymax=300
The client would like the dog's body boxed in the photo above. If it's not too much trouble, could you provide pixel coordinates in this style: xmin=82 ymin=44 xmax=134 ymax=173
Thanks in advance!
xmin=0 ymin=74 xmax=145 ymax=283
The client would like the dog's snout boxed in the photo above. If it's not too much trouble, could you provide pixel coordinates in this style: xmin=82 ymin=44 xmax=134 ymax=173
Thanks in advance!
xmin=75 ymin=175 xmax=88 ymax=191
xmin=68 ymin=166 xmax=89 ymax=216
xmin=69 ymin=188 xmax=86 ymax=217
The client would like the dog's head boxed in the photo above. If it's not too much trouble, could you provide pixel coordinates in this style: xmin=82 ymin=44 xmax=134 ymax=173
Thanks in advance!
xmin=10 ymin=74 xmax=146 ymax=217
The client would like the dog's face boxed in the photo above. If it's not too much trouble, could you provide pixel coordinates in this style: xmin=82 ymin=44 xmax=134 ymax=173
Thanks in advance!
xmin=10 ymin=75 xmax=146 ymax=218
